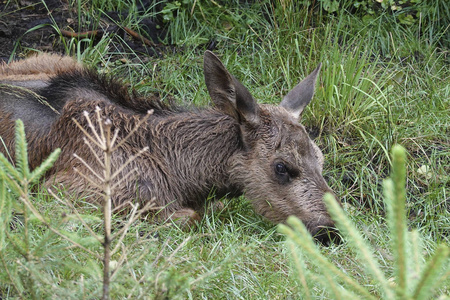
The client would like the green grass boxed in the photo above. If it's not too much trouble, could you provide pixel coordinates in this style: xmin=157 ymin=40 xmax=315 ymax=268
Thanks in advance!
xmin=1 ymin=0 xmax=449 ymax=298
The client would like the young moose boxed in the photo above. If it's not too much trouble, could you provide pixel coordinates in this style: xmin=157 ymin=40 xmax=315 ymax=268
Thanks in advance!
xmin=0 ymin=52 xmax=340 ymax=243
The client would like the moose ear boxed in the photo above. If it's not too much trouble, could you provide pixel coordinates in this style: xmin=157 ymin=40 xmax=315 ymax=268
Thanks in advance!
xmin=280 ymin=63 xmax=321 ymax=120
xmin=203 ymin=51 xmax=259 ymax=125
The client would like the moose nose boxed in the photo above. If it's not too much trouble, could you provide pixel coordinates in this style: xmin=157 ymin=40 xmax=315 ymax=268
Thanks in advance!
xmin=310 ymin=192 xmax=342 ymax=246
xmin=311 ymin=224 xmax=341 ymax=246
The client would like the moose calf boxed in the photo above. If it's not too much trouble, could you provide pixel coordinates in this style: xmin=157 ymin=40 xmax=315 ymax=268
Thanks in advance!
xmin=0 ymin=51 xmax=340 ymax=243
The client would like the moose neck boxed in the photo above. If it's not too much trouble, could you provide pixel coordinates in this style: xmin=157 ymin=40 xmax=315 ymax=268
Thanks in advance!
xmin=142 ymin=108 xmax=246 ymax=203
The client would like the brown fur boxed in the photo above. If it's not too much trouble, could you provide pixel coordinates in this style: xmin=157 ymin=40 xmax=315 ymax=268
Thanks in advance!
xmin=0 ymin=52 xmax=340 ymax=242
xmin=0 ymin=53 xmax=80 ymax=82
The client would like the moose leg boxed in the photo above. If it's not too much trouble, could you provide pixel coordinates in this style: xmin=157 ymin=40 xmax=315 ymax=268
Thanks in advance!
xmin=46 ymin=172 xmax=203 ymax=230
xmin=168 ymin=201 xmax=225 ymax=230
xmin=43 ymin=171 xmax=102 ymax=204
xmin=169 ymin=208 xmax=202 ymax=229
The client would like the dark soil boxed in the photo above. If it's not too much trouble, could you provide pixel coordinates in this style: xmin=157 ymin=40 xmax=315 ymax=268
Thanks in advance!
xmin=0 ymin=0 xmax=166 ymax=63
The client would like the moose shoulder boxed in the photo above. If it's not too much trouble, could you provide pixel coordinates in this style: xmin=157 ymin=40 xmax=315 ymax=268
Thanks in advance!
xmin=0 ymin=51 xmax=340 ymax=243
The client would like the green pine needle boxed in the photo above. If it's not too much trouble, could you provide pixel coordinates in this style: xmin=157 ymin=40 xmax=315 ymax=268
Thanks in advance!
xmin=29 ymin=149 xmax=61 ymax=184
xmin=324 ymin=193 xmax=395 ymax=299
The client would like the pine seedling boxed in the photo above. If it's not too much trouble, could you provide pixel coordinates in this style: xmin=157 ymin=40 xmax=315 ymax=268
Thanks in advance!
xmin=279 ymin=144 xmax=449 ymax=299
xmin=0 ymin=119 xmax=61 ymax=297
xmin=71 ymin=107 xmax=157 ymax=300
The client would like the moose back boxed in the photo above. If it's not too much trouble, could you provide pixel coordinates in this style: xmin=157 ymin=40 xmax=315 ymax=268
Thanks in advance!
xmin=0 ymin=52 xmax=340 ymax=242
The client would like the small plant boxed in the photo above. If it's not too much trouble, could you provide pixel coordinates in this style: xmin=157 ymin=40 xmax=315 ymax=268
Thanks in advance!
xmin=0 ymin=120 xmax=61 ymax=298
xmin=279 ymin=145 xmax=449 ymax=299
xmin=0 ymin=114 xmax=160 ymax=298
xmin=69 ymin=107 xmax=156 ymax=299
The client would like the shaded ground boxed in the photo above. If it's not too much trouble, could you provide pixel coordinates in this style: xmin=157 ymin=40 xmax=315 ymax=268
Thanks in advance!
xmin=0 ymin=0 xmax=165 ymax=62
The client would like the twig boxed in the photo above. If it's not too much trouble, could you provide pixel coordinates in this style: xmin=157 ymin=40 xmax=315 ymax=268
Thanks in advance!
xmin=110 ymin=147 xmax=149 ymax=180
xmin=123 ymin=27 xmax=156 ymax=47
xmin=110 ymin=168 xmax=138 ymax=192
xmin=83 ymin=137 xmax=106 ymax=169
xmin=73 ymin=168 xmax=103 ymax=191
xmin=126 ymin=238 xmax=171 ymax=299
xmin=95 ymin=107 xmax=107 ymax=149
xmin=72 ymin=118 xmax=104 ymax=150
xmin=0 ymin=251 xmax=23 ymax=299
xmin=71 ymin=108 xmax=155 ymax=299
xmin=60 ymin=29 xmax=101 ymax=39
xmin=101 ymin=119 xmax=112 ymax=300
xmin=113 ymin=110 xmax=153 ymax=151
xmin=48 ymin=188 xmax=103 ymax=244
xmin=110 ymin=203 xmax=139 ymax=256
xmin=73 ymin=153 xmax=104 ymax=182
xmin=110 ymin=244 xmax=128 ymax=280
xmin=111 ymin=200 xmax=158 ymax=242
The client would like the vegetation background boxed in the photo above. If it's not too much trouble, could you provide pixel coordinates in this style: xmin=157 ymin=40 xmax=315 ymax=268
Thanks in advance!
xmin=0 ymin=0 xmax=448 ymax=298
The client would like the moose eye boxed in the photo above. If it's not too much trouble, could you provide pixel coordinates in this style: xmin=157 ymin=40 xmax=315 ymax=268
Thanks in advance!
xmin=273 ymin=161 xmax=299 ymax=185
xmin=275 ymin=163 xmax=288 ymax=175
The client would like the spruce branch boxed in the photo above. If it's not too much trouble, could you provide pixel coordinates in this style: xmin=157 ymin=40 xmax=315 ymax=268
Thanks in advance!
xmin=286 ymin=240 xmax=311 ymax=300
xmin=28 ymin=149 xmax=61 ymax=183
xmin=280 ymin=144 xmax=449 ymax=299
xmin=412 ymin=244 xmax=449 ymax=300
xmin=324 ymin=193 xmax=395 ymax=299
xmin=389 ymin=144 xmax=408 ymax=295
xmin=279 ymin=218 xmax=377 ymax=299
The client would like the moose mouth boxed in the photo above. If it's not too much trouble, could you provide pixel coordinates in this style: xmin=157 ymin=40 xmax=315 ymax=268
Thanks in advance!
xmin=311 ymin=226 xmax=342 ymax=246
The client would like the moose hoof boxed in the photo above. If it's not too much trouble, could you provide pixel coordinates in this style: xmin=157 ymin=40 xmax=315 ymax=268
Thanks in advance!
xmin=170 ymin=208 xmax=201 ymax=230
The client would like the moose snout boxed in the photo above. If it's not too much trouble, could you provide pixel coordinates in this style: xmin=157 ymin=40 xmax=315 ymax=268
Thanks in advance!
xmin=310 ymin=221 xmax=341 ymax=246
xmin=312 ymin=194 xmax=342 ymax=245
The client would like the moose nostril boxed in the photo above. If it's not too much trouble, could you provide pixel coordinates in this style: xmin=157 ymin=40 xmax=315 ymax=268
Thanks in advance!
xmin=312 ymin=226 xmax=342 ymax=246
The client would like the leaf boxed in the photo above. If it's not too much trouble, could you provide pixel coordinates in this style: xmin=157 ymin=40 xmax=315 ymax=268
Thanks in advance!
xmin=417 ymin=165 xmax=432 ymax=180
xmin=320 ymin=0 xmax=339 ymax=13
